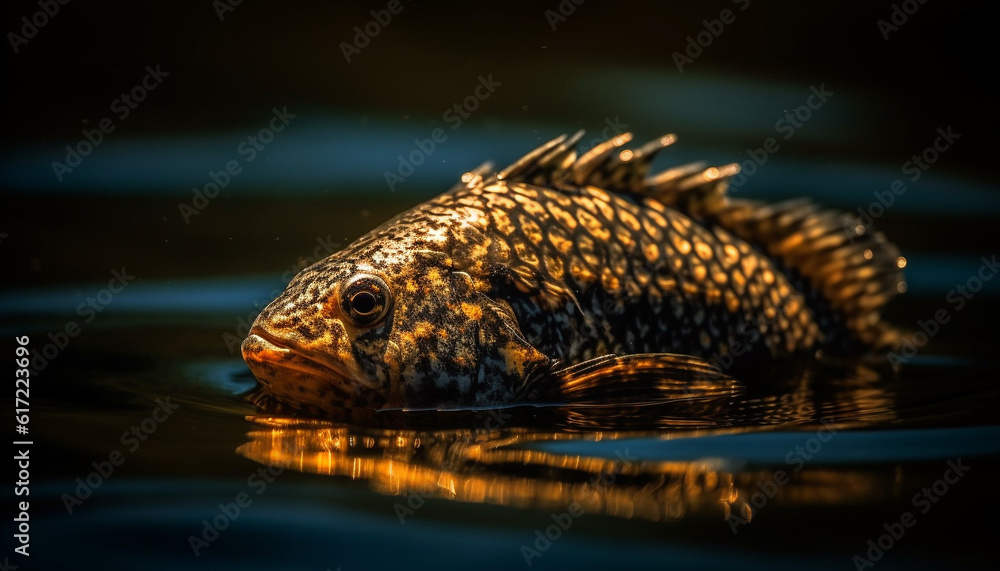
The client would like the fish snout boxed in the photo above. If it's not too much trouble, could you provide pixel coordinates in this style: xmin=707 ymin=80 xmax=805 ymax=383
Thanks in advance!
xmin=241 ymin=326 xmax=389 ymax=410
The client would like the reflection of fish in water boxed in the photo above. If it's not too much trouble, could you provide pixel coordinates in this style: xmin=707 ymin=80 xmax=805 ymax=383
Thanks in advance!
xmin=238 ymin=416 xmax=741 ymax=523
xmin=236 ymin=416 xmax=898 ymax=524
xmin=241 ymin=131 xmax=906 ymax=413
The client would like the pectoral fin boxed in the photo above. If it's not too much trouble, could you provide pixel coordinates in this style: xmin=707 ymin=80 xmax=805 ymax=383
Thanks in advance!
xmin=541 ymin=353 xmax=741 ymax=405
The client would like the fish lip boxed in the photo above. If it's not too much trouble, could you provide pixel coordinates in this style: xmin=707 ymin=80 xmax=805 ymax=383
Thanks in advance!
xmin=243 ymin=326 xmax=356 ymax=386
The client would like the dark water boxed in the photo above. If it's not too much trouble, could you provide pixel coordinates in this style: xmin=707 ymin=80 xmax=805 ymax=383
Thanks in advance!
xmin=4 ymin=129 xmax=999 ymax=570
xmin=8 ymin=312 xmax=1000 ymax=570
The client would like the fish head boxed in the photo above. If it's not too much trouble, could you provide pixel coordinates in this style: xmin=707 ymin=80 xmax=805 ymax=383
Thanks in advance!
xmin=242 ymin=228 xmax=550 ymax=412
xmin=241 ymin=253 xmax=398 ymax=412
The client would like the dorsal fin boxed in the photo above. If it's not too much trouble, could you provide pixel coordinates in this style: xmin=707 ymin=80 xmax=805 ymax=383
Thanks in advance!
xmin=496 ymin=131 xmax=585 ymax=186
xmin=478 ymin=132 xmax=908 ymax=351
xmin=448 ymin=161 xmax=495 ymax=193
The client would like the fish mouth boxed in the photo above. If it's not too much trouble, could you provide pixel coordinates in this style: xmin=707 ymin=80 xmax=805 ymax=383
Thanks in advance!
xmin=242 ymin=327 xmax=363 ymax=408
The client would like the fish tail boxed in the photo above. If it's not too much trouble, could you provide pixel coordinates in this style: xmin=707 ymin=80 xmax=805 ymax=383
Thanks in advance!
xmin=708 ymin=197 xmax=906 ymax=351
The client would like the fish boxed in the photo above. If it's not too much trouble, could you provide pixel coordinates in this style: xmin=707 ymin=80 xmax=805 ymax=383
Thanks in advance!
xmin=241 ymin=131 xmax=906 ymax=414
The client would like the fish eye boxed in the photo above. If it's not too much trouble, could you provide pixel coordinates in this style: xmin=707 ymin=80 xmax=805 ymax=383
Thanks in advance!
xmin=339 ymin=274 xmax=391 ymax=327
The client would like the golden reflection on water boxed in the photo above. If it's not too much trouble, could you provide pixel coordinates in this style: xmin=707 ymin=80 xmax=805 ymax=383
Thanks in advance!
xmin=237 ymin=368 xmax=900 ymax=524
xmin=239 ymin=417 xmax=740 ymax=521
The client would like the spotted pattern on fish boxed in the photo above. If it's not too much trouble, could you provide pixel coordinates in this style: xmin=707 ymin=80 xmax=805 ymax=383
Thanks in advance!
xmin=242 ymin=131 xmax=905 ymax=413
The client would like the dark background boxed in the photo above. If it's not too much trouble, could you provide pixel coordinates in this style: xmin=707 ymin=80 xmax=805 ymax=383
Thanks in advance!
xmin=1 ymin=0 xmax=994 ymax=149
xmin=0 ymin=0 xmax=997 ymax=286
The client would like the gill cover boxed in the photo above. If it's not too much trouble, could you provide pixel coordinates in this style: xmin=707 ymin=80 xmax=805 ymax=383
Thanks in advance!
xmin=386 ymin=261 xmax=551 ymax=409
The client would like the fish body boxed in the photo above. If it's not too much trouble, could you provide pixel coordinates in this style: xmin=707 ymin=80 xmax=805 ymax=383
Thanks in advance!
xmin=242 ymin=132 xmax=905 ymax=413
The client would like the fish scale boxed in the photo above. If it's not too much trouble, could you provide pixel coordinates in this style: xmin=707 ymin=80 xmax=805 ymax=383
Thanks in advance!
xmin=454 ymin=180 xmax=817 ymax=363
xmin=242 ymin=131 xmax=905 ymax=413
